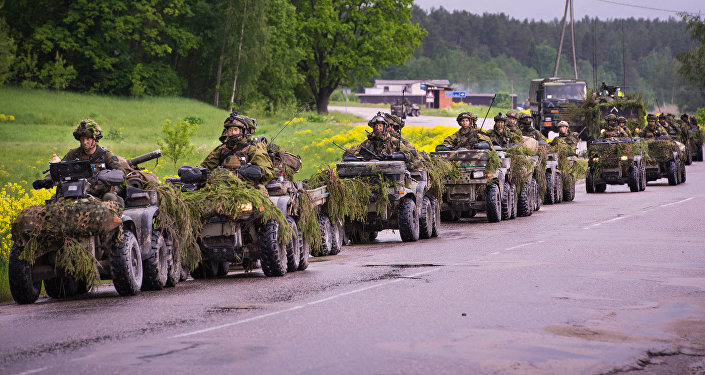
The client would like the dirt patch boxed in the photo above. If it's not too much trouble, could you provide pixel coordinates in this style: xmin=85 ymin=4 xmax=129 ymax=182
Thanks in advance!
xmin=544 ymin=325 xmax=633 ymax=343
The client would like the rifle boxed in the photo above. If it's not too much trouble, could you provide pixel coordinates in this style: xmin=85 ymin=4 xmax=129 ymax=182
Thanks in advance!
xmin=359 ymin=146 xmax=382 ymax=160
xmin=270 ymin=103 xmax=311 ymax=144
xmin=332 ymin=141 xmax=347 ymax=152
xmin=479 ymin=94 xmax=497 ymax=130
xmin=127 ymin=149 xmax=161 ymax=168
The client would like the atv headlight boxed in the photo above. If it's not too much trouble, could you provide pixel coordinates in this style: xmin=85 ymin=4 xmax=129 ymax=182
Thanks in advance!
xmin=472 ymin=170 xmax=484 ymax=178
xmin=620 ymin=155 xmax=628 ymax=161
xmin=592 ymin=157 xmax=600 ymax=162
xmin=239 ymin=202 xmax=253 ymax=212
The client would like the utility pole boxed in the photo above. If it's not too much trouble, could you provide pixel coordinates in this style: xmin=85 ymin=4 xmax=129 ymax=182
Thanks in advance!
xmin=553 ymin=0 xmax=578 ymax=79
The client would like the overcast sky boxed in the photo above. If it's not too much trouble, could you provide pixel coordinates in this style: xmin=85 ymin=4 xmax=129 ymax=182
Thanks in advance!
xmin=413 ymin=0 xmax=703 ymax=21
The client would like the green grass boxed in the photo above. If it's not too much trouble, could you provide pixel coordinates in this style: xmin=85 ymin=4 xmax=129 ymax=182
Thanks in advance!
xmin=0 ymin=87 xmax=364 ymax=187
xmin=328 ymin=100 xmax=387 ymax=108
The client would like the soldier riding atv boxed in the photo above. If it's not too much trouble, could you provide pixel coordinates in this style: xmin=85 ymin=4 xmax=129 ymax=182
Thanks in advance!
xmin=586 ymin=138 xmax=646 ymax=193
xmin=639 ymin=114 xmax=687 ymax=185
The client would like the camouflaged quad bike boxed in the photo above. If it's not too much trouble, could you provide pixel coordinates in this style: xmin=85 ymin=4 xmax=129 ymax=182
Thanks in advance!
xmin=9 ymin=160 xmax=141 ymax=304
xmin=117 ymin=150 xmax=188 ymax=290
xmin=542 ymin=143 xmax=563 ymax=204
xmin=505 ymin=144 xmax=541 ymax=218
xmin=335 ymin=158 xmax=440 ymax=243
xmin=644 ymin=137 xmax=686 ymax=185
xmin=687 ymin=127 xmax=703 ymax=162
xmin=586 ymin=138 xmax=646 ymax=193
xmin=431 ymin=144 xmax=516 ymax=223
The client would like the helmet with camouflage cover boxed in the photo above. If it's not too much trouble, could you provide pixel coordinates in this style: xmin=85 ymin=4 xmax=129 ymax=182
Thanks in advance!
xmin=383 ymin=112 xmax=404 ymax=131
xmin=506 ymin=110 xmax=519 ymax=120
xmin=658 ymin=113 xmax=666 ymax=120
xmin=456 ymin=111 xmax=478 ymax=125
xmin=647 ymin=114 xmax=658 ymax=122
xmin=680 ymin=113 xmax=689 ymax=121
xmin=220 ymin=113 xmax=255 ymax=142
xmin=617 ymin=116 xmax=627 ymax=123
xmin=604 ymin=113 xmax=617 ymax=122
xmin=690 ymin=116 xmax=698 ymax=126
xmin=493 ymin=112 xmax=507 ymax=122
xmin=519 ymin=113 xmax=533 ymax=125
xmin=368 ymin=112 xmax=388 ymax=128
xmin=73 ymin=119 xmax=103 ymax=141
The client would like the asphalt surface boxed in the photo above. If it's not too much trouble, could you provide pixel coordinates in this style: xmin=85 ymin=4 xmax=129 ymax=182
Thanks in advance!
xmin=2 ymin=163 xmax=705 ymax=374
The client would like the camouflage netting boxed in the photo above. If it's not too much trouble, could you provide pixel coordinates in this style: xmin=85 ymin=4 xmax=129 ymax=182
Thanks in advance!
xmin=307 ymin=165 xmax=380 ymax=224
xmin=484 ymin=149 xmax=502 ymax=175
xmin=295 ymin=188 xmax=322 ymax=254
xmin=564 ymin=89 xmax=647 ymax=139
xmin=552 ymin=139 xmax=576 ymax=189
xmin=145 ymin=182 xmax=202 ymax=271
xmin=536 ymin=146 xmax=549 ymax=197
xmin=506 ymin=146 xmax=536 ymax=192
xmin=646 ymin=139 xmax=680 ymax=162
xmin=422 ymin=156 xmax=460 ymax=199
xmin=10 ymin=197 xmax=123 ymax=289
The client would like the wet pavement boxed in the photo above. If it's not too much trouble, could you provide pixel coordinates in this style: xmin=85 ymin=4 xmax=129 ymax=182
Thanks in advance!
xmin=1 ymin=161 xmax=705 ymax=374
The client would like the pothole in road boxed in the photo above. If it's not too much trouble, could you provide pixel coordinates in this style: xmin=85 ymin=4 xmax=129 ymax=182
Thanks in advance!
xmin=363 ymin=263 xmax=443 ymax=269
xmin=207 ymin=305 xmax=260 ymax=314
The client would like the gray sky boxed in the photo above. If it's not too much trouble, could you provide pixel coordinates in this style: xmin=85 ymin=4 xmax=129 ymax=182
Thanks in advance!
xmin=413 ymin=0 xmax=704 ymax=21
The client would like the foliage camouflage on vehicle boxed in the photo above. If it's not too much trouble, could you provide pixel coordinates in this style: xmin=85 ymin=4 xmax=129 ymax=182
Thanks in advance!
xmin=295 ymin=187 xmax=322 ymax=254
xmin=536 ymin=146 xmax=549 ymax=198
xmin=484 ymin=149 xmax=502 ymax=176
xmin=565 ymin=90 xmax=648 ymax=139
xmin=587 ymin=139 xmax=648 ymax=179
xmin=646 ymin=139 xmax=682 ymax=162
xmin=506 ymin=146 xmax=536 ymax=192
xmin=10 ymin=198 xmax=124 ymax=288
xmin=423 ymin=156 xmax=460 ymax=199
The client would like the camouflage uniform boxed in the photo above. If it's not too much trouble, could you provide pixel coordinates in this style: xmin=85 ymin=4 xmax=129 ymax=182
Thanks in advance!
xmin=505 ymin=110 xmax=522 ymax=136
xmin=617 ymin=116 xmax=632 ymax=137
xmin=489 ymin=113 xmax=511 ymax=148
xmin=200 ymin=114 xmax=275 ymax=184
xmin=659 ymin=115 xmax=681 ymax=136
xmin=443 ymin=112 xmax=492 ymax=149
xmin=519 ymin=114 xmax=546 ymax=141
xmin=640 ymin=115 xmax=669 ymax=139
xmin=600 ymin=114 xmax=629 ymax=139
xmin=556 ymin=131 xmax=579 ymax=151
xmin=344 ymin=113 xmax=418 ymax=169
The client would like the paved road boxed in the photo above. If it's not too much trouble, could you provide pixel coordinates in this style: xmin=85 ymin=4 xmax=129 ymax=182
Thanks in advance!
xmin=2 ymin=164 xmax=705 ymax=374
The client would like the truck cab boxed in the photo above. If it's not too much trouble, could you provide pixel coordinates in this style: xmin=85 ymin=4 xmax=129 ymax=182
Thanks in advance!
xmin=530 ymin=78 xmax=587 ymax=137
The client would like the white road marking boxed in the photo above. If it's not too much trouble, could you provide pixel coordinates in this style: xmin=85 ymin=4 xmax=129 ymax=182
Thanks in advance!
xmin=170 ymin=268 xmax=440 ymax=339
xmin=490 ymin=251 xmax=500 ymax=255
xmin=583 ymin=196 xmax=696 ymax=230
xmin=14 ymin=367 xmax=49 ymax=375
xmin=505 ymin=240 xmax=545 ymax=251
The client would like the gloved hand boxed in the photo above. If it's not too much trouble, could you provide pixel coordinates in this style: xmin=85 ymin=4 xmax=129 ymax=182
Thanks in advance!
xmin=389 ymin=152 xmax=406 ymax=161
xmin=32 ymin=178 xmax=51 ymax=190
xmin=342 ymin=155 xmax=362 ymax=162
xmin=237 ymin=164 xmax=263 ymax=180
xmin=178 ymin=166 xmax=203 ymax=183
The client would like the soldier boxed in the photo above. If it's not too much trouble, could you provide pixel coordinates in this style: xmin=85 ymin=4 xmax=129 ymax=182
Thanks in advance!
xmin=383 ymin=112 xmax=430 ymax=163
xmin=200 ymin=113 xmax=275 ymax=185
xmin=519 ymin=113 xmax=546 ymax=141
xmin=343 ymin=113 xmax=414 ymax=166
xmin=600 ymin=114 xmax=629 ymax=138
xmin=617 ymin=116 xmax=632 ymax=137
xmin=555 ymin=120 xmax=579 ymax=153
xmin=658 ymin=113 xmax=680 ymax=136
xmin=679 ymin=113 xmax=693 ymax=132
xmin=489 ymin=112 xmax=511 ymax=148
xmin=639 ymin=114 xmax=669 ymax=139
xmin=505 ymin=110 xmax=521 ymax=134
xmin=690 ymin=115 xmax=700 ymax=130
xmin=441 ymin=112 xmax=491 ymax=149
xmin=33 ymin=119 xmax=125 ymax=204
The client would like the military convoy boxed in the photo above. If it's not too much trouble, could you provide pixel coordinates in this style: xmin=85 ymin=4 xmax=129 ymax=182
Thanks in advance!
xmin=644 ymin=138 xmax=687 ymax=185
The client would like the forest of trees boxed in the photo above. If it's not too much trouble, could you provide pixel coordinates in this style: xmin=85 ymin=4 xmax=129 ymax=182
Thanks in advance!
xmin=0 ymin=2 xmax=703 ymax=112
xmin=382 ymin=7 xmax=705 ymax=111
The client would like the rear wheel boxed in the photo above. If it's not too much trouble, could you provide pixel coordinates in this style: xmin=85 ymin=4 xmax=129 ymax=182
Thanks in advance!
xmin=164 ymin=235 xmax=179 ymax=287
xmin=562 ymin=174 xmax=576 ymax=202
xmin=685 ymin=149 xmax=693 ymax=165
xmin=517 ymin=183 xmax=533 ymax=217
xmin=595 ymin=183 xmax=607 ymax=193
xmin=586 ymin=169 xmax=596 ymax=193
xmin=680 ymin=160 xmax=686 ymax=183
xmin=44 ymin=270 xmax=88 ymax=299
xmin=317 ymin=214 xmax=333 ymax=256
xmin=142 ymin=230 xmax=169 ymax=291
xmin=430 ymin=197 xmax=441 ymax=236
xmin=533 ymin=179 xmax=542 ymax=211
xmin=111 ymin=230 xmax=143 ymax=296
xmin=486 ymin=183 xmax=501 ymax=223
xmin=285 ymin=216 xmax=300 ymax=272
xmin=544 ymin=171 xmax=556 ymax=204
xmin=501 ymin=182 xmax=512 ymax=220
xmin=509 ymin=184 xmax=518 ymax=219
xmin=639 ymin=164 xmax=647 ymax=191
xmin=419 ymin=196 xmax=433 ymax=239
xmin=554 ymin=173 xmax=563 ymax=203
xmin=259 ymin=220 xmax=287 ymax=277
xmin=329 ymin=218 xmax=343 ymax=255
xmin=398 ymin=197 xmax=419 ymax=242
xmin=8 ymin=244 xmax=41 ymax=304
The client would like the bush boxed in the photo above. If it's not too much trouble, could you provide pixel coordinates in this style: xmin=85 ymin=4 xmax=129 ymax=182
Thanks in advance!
xmin=39 ymin=52 xmax=77 ymax=90
xmin=156 ymin=117 xmax=199 ymax=167
xmin=495 ymin=92 xmax=511 ymax=109
xmin=130 ymin=62 xmax=184 ymax=97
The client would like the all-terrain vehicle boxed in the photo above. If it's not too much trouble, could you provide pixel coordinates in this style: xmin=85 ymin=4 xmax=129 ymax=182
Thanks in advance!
xmin=336 ymin=156 xmax=439 ymax=243
xmin=585 ymin=138 xmax=647 ymax=193
xmin=391 ymin=101 xmax=420 ymax=118
xmin=505 ymin=141 xmax=542 ymax=217
xmin=644 ymin=137 xmax=687 ymax=185
xmin=543 ymin=146 xmax=563 ymax=204
xmin=430 ymin=144 xmax=516 ymax=223
xmin=9 ymin=160 xmax=142 ymax=304
xmin=687 ymin=127 xmax=704 ymax=162
xmin=117 ymin=150 xmax=188 ymax=289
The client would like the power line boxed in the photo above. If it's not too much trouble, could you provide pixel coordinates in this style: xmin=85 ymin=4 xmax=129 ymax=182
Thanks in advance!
xmin=593 ymin=0 xmax=701 ymax=16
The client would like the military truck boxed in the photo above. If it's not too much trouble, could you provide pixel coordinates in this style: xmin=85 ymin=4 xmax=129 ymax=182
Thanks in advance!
xmin=585 ymin=138 xmax=647 ymax=193
xmin=530 ymin=77 xmax=587 ymax=137
xmin=9 ymin=160 xmax=143 ymax=304
xmin=430 ymin=144 xmax=516 ymax=223
xmin=336 ymin=159 xmax=439 ymax=243
xmin=644 ymin=138 xmax=686 ymax=185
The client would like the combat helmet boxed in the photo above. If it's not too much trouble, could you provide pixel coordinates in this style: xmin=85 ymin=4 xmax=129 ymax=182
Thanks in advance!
xmin=680 ymin=113 xmax=689 ymax=121
xmin=493 ymin=112 xmax=507 ymax=123
xmin=519 ymin=113 xmax=533 ymax=125
xmin=646 ymin=114 xmax=658 ymax=122
xmin=617 ymin=116 xmax=627 ymax=123
xmin=368 ymin=112 xmax=388 ymax=128
xmin=604 ymin=113 xmax=617 ymax=122
xmin=456 ymin=112 xmax=478 ymax=125
xmin=220 ymin=113 xmax=255 ymax=142
xmin=73 ymin=119 xmax=103 ymax=141
xmin=505 ymin=110 xmax=519 ymax=120
xmin=383 ymin=113 xmax=404 ymax=131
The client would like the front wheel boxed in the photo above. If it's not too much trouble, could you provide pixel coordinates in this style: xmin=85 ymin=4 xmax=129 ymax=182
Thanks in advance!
xmin=419 ymin=196 xmax=433 ymax=239
xmin=517 ymin=183 xmax=533 ymax=217
xmin=639 ymin=164 xmax=647 ymax=191
xmin=554 ymin=173 xmax=563 ymax=203
xmin=501 ymin=182 xmax=512 ymax=220
xmin=398 ymin=197 xmax=419 ymax=242
xmin=8 ymin=244 xmax=41 ymax=304
xmin=680 ymin=160 xmax=686 ymax=183
xmin=562 ymin=174 xmax=576 ymax=202
xmin=285 ymin=216 xmax=300 ymax=272
xmin=111 ymin=230 xmax=143 ymax=296
xmin=667 ymin=160 xmax=678 ymax=185
xmin=259 ymin=220 xmax=287 ymax=277
xmin=544 ymin=171 xmax=556 ymax=204
xmin=586 ymin=169 xmax=596 ymax=193
xmin=486 ymin=183 xmax=501 ymax=223
xmin=628 ymin=166 xmax=640 ymax=192
xmin=329 ymin=218 xmax=344 ymax=255
xmin=430 ymin=197 xmax=441 ymax=236
xmin=317 ymin=214 xmax=333 ymax=256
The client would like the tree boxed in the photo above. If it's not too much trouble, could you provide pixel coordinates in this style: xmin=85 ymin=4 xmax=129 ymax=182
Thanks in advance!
xmin=677 ymin=14 xmax=705 ymax=93
xmin=292 ymin=0 xmax=425 ymax=113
